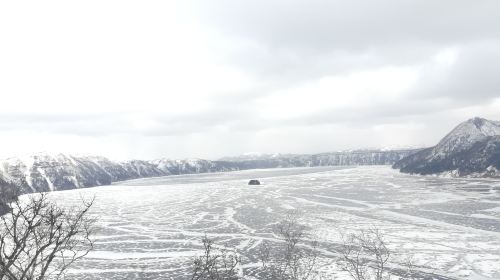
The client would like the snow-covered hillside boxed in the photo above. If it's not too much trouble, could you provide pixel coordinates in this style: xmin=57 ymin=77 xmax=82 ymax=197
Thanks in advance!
xmin=220 ymin=149 xmax=419 ymax=168
xmin=0 ymin=148 xmax=418 ymax=195
xmin=0 ymin=153 xmax=168 ymax=193
xmin=152 ymin=158 xmax=239 ymax=175
xmin=435 ymin=117 xmax=500 ymax=157
xmin=0 ymin=154 xmax=239 ymax=194
xmin=219 ymin=152 xmax=287 ymax=162
xmin=394 ymin=117 xmax=500 ymax=177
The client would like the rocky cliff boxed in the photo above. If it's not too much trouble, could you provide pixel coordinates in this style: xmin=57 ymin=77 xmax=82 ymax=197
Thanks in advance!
xmin=0 ymin=148 xmax=418 ymax=196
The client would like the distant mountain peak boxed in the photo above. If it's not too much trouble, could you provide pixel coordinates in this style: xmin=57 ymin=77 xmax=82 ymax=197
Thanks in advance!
xmin=1 ymin=148 xmax=419 ymax=195
xmin=435 ymin=117 xmax=500 ymax=155
xmin=394 ymin=117 xmax=500 ymax=177
xmin=470 ymin=116 xmax=486 ymax=128
xmin=466 ymin=117 xmax=500 ymax=133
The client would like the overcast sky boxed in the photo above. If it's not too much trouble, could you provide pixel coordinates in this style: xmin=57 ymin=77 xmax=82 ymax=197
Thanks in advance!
xmin=1 ymin=1 xmax=499 ymax=161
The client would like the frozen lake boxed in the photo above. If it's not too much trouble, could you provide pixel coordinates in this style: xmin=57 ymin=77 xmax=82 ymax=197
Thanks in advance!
xmin=48 ymin=166 xmax=500 ymax=280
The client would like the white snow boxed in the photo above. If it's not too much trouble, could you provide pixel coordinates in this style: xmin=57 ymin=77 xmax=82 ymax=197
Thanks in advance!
xmin=36 ymin=167 xmax=54 ymax=191
xmin=40 ymin=166 xmax=500 ymax=280
xmin=435 ymin=117 xmax=500 ymax=157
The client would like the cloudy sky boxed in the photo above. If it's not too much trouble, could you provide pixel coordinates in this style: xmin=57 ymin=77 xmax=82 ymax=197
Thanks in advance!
xmin=1 ymin=1 xmax=499 ymax=160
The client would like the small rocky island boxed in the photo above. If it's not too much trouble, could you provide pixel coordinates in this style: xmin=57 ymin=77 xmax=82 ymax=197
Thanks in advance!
xmin=248 ymin=179 xmax=261 ymax=185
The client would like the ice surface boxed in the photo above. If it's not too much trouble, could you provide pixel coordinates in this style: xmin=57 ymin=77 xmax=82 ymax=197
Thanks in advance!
xmin=41 ymin=166 xmax=500 ymax=279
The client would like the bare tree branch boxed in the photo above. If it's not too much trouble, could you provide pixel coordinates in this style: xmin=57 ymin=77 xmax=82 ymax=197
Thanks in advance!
xmin=258 ymin=211 xmax=320 ymax=280
xmin=0 ymin=193 xmax=95 ymax=280
xmin=191 ymin=235 xmax=241 ymax=280
xmin=338 ymin=228 xmax=398 ymax=280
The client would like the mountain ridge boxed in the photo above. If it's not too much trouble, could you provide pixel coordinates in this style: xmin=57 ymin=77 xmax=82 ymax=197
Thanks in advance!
xmin=0 ymin=149 xmax=418 ymax=195
xmin=394 ymin=117 xmax=500 ymax=177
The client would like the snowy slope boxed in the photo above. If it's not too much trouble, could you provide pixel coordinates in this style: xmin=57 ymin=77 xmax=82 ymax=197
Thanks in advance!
xmin=219 ymin=152 xmax=287 ymax=161
xmin=394 ymin=117 xmax=500 ymax=177
xmin=0 ymin=153 xmax=167 ymax=194
xmin=218 ymin=149 xmax=418 ymax=168
xmin=152 ymin=158 xmax=239 ymax=175
xmin=0 ymin=148 xmax=419 ymax=196
xmin=434 ymin=117 xmax=500 ymax=157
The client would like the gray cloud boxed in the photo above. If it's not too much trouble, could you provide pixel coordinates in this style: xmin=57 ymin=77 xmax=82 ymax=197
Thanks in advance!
xmin=413 ymin=41 xmax=500 ymax=102
xmin=1 ymin=0 xmax=500 ymax=159
xmin=195 ymin=0 xmax=500 ymax=51
xmin=192 ymin=0 xmax=500 ymax=125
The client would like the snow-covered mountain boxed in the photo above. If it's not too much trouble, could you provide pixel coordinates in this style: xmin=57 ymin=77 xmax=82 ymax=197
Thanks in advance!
xmin=394 ymin=117 xmax=500 ymax=177
xmin=219 ymin=153 xmax=288 ymax=162
xmin=434 ymin=117 xmax=500 ymax=156
xmin=0 ymin=148 xmax=418 ymax=196
xmin=0 ymin=153 xmax=164 ymax=194
xmin=0 ymin=154 xmax=240 ymax=194
xmin=152 ymin=158 xmax=239 ymax=174
xmin=220 ymin=149 xmax=418 ymax=167
xmin=0 ymin=176 xmax=16 ymax=214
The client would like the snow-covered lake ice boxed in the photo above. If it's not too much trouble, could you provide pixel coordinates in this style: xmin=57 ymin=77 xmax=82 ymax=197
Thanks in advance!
xmin=47 ymin=166 xmax=500 ymax=280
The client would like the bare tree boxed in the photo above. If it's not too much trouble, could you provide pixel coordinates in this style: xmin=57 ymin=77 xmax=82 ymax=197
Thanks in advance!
xmin=0 ymin=180 xmax=19 ymax=215
xmin=191 ymin=235 xmax=241 ymax=280
xmin=337 ymin=228 xmax=392 ymax=280
xmin=258 ymin=212 xmax=320 ymax=280
xmin=399 ymin=257 xmax=416 ymax=280
xmin=0 ymin=193 xmax=95 ymax=280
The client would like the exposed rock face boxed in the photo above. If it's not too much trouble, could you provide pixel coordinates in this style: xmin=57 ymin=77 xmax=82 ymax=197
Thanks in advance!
xmin=0 ymin=153 xmax=165 ymax=194
xmin=121 ymin=160 xmax=165 ymax=179
xmin=220 ymin=149 xmax=419 ymax=168
xmin=0 ymin=149 xmax=418 ymax=196
xmin=394 ymin=117 xmax=500 ymax=177
xmin=152 ymin=159 xmax=240 ymax=175
xmin=0 ymin=176 xmax=18 ymax=215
